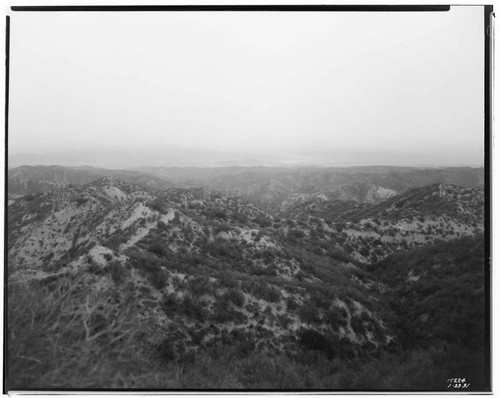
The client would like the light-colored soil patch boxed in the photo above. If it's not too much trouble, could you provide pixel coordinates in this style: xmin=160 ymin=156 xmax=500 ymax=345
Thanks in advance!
xmin=121 ymin=203 xmax=155 ymax=230
xmin=102 ymin=185 xmax=127 ymax=201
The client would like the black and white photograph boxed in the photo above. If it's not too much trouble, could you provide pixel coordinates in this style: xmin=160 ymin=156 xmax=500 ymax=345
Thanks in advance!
xmin=4 ymin=4 xmax=492 ymax=392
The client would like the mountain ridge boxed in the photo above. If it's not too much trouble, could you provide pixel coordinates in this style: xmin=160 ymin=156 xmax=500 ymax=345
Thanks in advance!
xmin=6 ymin=165 xmax=487 ymax=390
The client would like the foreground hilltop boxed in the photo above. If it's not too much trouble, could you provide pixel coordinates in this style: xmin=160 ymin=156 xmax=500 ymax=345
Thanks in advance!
xmin=9 ymin=178 xmax=390 ymax=356
xmin=8 ymin=176 xmax=483 ymax=276
xmin=6 ymin=168 xmax=487 ymax=390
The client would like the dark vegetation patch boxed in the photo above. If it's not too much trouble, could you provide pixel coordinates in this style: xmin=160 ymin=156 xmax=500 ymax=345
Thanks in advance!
xmin=367 ymin=234 xmax=485 ymax=351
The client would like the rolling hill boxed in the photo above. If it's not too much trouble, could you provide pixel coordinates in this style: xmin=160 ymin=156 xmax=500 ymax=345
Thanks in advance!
xmin=6 ymin=166 xmax=487 ymax=390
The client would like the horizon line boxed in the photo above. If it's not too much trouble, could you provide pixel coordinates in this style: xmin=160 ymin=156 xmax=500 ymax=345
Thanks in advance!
xmin=7 ymin=163 xmax=485 ymax=171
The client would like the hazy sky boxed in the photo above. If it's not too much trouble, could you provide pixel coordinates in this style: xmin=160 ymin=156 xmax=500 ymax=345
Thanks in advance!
xmin=9 ymin=7 xmax=485 ymax=167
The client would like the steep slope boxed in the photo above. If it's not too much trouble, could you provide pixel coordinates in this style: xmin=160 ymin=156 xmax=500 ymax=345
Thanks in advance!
xmin=368 ymin=233 xmax=485 ymax=350
xmin=7 ymin=179 xmax=392 ymax=363
xmin=276 ymin=184 xmax=483 ymax=264
xmin=363 ymin=234 xmax=487 ymax=390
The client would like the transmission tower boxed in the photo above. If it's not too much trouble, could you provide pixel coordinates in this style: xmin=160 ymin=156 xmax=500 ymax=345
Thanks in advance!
xmin=203 ymin=186 xmax=211 ymax=201
xmin=52 ymin=170 xmax=69 ymax=212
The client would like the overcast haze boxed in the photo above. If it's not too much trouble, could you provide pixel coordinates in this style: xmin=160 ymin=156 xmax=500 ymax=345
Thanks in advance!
xmin=9 ymin=7 xmax=484 ymax=168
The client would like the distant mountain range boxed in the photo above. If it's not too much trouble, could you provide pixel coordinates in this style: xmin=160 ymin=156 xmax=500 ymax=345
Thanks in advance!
xmin=9 ymin=146 xmax=484 ymax=169
xmin=9 ymin=164 xmax=484 ymax=212
xmin=8 ymin=148 xmax=294 ymax=169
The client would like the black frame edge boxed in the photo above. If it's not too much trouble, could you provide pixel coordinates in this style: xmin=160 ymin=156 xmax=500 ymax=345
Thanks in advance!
xmin=10 ymin=4 xmax=451 ymax=12
xmin=4 ymin=14 xmax=10 ymax=396
xmin=484 ymin=4 xmax=493 ymax=393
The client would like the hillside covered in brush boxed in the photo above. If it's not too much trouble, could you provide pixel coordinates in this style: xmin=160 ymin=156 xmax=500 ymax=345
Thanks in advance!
xmin=6 ymin=166 xmax=487 ymax=390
